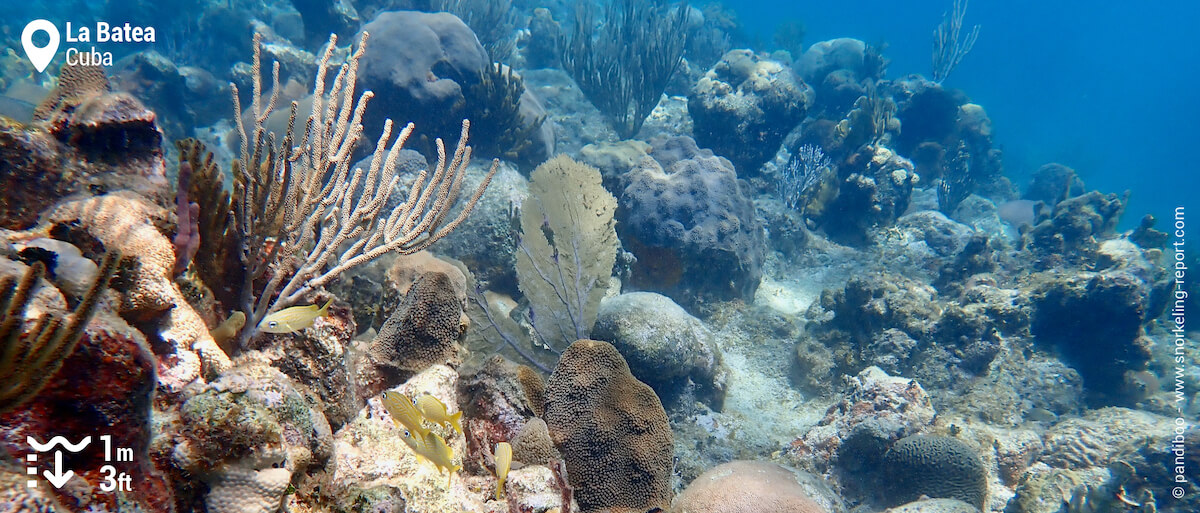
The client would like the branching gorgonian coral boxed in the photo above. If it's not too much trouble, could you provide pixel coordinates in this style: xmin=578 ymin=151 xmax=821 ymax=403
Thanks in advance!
xmin=231 ymin=32 xmax=497 ymax=344
xmin=781 ymin=144 xmax=832 ymax=214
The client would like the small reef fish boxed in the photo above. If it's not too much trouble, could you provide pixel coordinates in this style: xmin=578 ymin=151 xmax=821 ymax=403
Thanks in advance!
xmin=210 ymin=311 xmax=246 ymax=347
xmin=413 ymin=394 xmax=463 ymax=435
xmin=381 ymin=391 xmax=430 ymax=437
xmin=399 ymin=428 xmax=461 ymax=484
xmin=257 ymin=299 xmax=332 ymax=333
xmin=494 ymin=441 xmax=512 ymax=500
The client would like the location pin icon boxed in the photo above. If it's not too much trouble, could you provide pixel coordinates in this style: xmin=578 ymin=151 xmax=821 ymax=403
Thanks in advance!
xmin=22 ymin=20 xmax=60 ymax=73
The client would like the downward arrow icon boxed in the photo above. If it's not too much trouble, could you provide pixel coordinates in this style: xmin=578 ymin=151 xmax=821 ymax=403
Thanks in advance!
xmin=43 ymin=451 xmax=73 ymax=488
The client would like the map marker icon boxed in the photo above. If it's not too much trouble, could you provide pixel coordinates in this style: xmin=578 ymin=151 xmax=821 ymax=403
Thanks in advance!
xmin=21 ymin=20 xmax=59 ymax=73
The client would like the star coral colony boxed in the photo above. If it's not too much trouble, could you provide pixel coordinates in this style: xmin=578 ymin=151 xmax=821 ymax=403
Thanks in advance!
xmin=63 ymin=22 xmax=156 ymax=67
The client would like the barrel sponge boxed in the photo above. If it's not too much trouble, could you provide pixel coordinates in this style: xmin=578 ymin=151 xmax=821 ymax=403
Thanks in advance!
xmin=882 ymin=435 xmax=987 ymax=509
xmin=670 ymin=461 xmax=828 ymax=513
xmin=544 ymin=339 xmax=674 ymax=513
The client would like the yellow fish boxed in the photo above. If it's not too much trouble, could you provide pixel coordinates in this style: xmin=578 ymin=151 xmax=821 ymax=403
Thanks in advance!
xmin=413 ymin=394 xmax=463 ymax=435
xmin=210 ymin=311 xmax=246 ymax=345
xmin=381 ymin=391 xmax=430 ymax=437
xmin=257 ymin=299 xmax=332 ymax=333
xmin=399 ymin=428 xmax=461 ymax=483
xmin=494 ymin=441 xmax=512 ymax=500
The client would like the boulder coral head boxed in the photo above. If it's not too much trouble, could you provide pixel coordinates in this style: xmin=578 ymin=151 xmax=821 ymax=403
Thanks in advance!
xmin=617 ymin=136 xmax=766 ymax=311
xmin=881 ymin=435 xmax=987 ymax=509
xmin=671 ymin=460 xmax=836 ymax=513
xmin=361 ymin=252 xmax=469 ymax=397
xmin=689 ymin=49 xmax=814 ymax=174
xmin=544 ymin=339 xmax=674 ymax=513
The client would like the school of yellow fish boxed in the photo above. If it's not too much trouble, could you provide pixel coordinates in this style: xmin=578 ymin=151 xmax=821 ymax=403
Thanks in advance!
xmin=379 ymin=391 xmax=469 ymax=485
xmin=381 ymin=391 xmax=514 ymax=499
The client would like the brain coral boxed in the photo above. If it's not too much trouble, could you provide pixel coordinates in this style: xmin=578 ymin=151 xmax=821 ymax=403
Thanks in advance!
xmin=544 ymin=340 xmax=674 ymax=513
xmin=881 ymin=435 xmax=987 ymax=509
xmin=670 ymin=461 xmax=831 ymax=513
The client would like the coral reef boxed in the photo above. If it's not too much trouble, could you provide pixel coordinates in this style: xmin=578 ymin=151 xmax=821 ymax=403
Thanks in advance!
xmin=813 ymin=145 xmax=919 ymax=245
xmin=249 ymin=304 xmax=357 ymax=429
xmin=689 ymin=49 xmax=814 ymax=174
xmin=229 ymin=31 xmax=496 ymax=349
xmin=42 ymin=192 xmax=232 ymax=388
xmin=1023 ymin=190 xmax=1128 ymax=265
xmin=545 ymin=340 xmax=674 ymax=513
xmin=1 ymin=64 xmax=168 ymax=230
xmin=174 ymin=355 xmax=333 ymax=480
xmin=0 ymin=254 xmax=171 ymax=512
xmin=617 ymin=136 xmax=766 ymax=310
xmin=783 ymin=367 xmax=935 ymax=492
xmin=797 ymin=38 xmax=886 ymax=88
xmin=0 ymin=5 xmax=1189 ymax=513
xmin=888 ymin=77 xmax=1007 ymax=206
xmin=592 ymin=292 xmax=729 ymax=409
xmin=459 ymin=356 xmax=543 ymax=473
xmin=355 ymin=10 xmax=551 ymax=165
xmin=1030 ymin=270 xmax=1152 ymax=405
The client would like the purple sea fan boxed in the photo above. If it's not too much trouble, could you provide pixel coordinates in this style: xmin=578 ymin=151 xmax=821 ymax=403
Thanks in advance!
xmin=780 ymin=144 xmax=833 ymax=212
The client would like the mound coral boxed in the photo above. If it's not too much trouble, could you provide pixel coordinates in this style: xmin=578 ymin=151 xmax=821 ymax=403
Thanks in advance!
xmin=671 ymin=461 xmax=832 ymax=513
xmin=365 ymin=256 xmax=469 ymax=390
xmin=689 ymin=49 xmax=814 ymax=173
xmin=617 ymin=136 xmax=766 ymax=310
xmin=544 ymin=339 xmax=673 ymax=513
xmin=881 ymin=435 xmax=987 ymax=509
xmin=511 ymin=417 xmax=558 ymax=466
xmin=592 ymin=291 xmax=729 ymax=409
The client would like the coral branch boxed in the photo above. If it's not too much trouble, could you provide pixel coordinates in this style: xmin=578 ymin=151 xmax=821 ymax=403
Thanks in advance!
xmin=231 ymin=32 xmax=496 ymax=346
xmin=173 ymin=161 xmax=201 ymax=276
xmin=932 ymin=0 xmax=980 ymax=83
xmin=0 ymin=251 xmax=120 ymax=412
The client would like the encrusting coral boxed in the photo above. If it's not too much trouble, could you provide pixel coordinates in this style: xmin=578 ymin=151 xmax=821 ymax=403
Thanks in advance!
xmin=42 ymin=192 xmax=232 ymax=387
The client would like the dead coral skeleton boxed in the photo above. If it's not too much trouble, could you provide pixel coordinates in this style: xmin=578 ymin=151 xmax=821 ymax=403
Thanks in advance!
xmin=229 ymin=32 xmax=498 ymax=345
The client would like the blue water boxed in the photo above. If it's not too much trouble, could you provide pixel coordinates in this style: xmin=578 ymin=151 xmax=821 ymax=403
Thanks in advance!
xmin=736 ymin=0 xmax=1199 ymax=230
